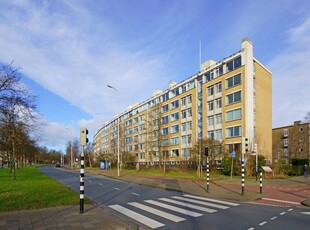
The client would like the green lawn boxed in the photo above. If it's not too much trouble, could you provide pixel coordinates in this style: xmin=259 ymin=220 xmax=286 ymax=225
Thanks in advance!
xmin=0 ymin=166 xmax=81 ymax=212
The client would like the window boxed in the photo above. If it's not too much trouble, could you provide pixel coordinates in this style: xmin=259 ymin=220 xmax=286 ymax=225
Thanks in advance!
xmin=171 ymin=112 xmax=179 ymax=121
xmin=227 ymin=56 xmax=241 ymax=72
xmin=171 ymin=137 xmax=179 ymax=145
xmin=181 ymin=97 xmax=186 ymax=106
xmin=226 ymin=108 xmax=242 ymax=121
xmin=283 ymin=139 xmax=288 ymax=147
xmin=283 ymin=129 xmax=289 ymax=137
xmin=171 ymin=149 xmax=179 ymax=157
xmin=208 ymin=101 xmax=214 ymax=111
xmin=162 ymin=93 xmax=169 ymax=102
xmin=299 ymin=127 xmax=303 ymax=132
xmin=162 ymin=139 xmax=169 ymax=146
xmin=215 ymin=82 xmax=222 ymax=93
xmin=139 ymin=114 xmax=145 ymax=122
xmin=188 ymin=94 xmax=192 ymax=104
xmin=133 ymin=117 xmax=138 ymax=124
xmin=208 ymin=116 xmax=214 ymax=126
xmin=226 ymin=126 xmax=242 ymax=138
xmin=171 ymin=125 xmax=179 ymax=133
xmin=226 ymin=91 xmax=241 ymax=105
xmin=133 ymin=126 xmax=138 ymax=133
xmin=181 ymin=110 xmax=186 ymax=119
xmin=215 ymin=129 xmax=222 ymax=140
xmin=206 ymin=71 xmax=214 ymax=81
xmin=188 ymin=121 xmax=192 ymax=130
xmin=283 ymin=148 xmax=289 ymax=157
xmin=162 ymin=104 xmax=169 ymax=113
xmin=215 ymin=113 xmax=222 ymax=124
xmin=187 ymin=134 xmax=192 ymax=144
xmin=208 ymin=131 xmax=214 ymax=140
xmin=162 ymin=115 xmax=168 ymax=124
xmin=187 ymin=108 xmax=192 ymax=117
xmin=171 ymin=100 xmax=179 ymax=109
xmin=182 ymin=135 xmax=186 ymax=144
xmin=207 ymin=85 xmax=214 ymax=96
xmin=226 ymin=73 xmax=241 ymax=89
xmin=182 ymin=123 xmax=186 ymax=131
xmin=162 ymin=127 xmax=168 ymax=135
xmin=215 ymin=98 xmax=222 ymax=109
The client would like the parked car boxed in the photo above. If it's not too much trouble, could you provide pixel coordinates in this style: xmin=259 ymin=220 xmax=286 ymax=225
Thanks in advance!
xmin=55 ymin=163 xmax=61 ymax=167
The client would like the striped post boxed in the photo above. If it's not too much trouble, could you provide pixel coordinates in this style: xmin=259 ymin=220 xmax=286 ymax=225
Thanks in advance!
xmin=80 ymin=147 xmax=85 ymax=213
xmin=260 ymin=169 xmax=263 ymax=194
xmin=206 ymin=157 xmax=209 ymax=192
xmin=241 ymin=158 xmax=245 ymax=195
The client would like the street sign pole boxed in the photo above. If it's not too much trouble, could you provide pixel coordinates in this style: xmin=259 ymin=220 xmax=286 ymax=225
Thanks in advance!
xmin=231 ymin=150 xmax=236 ymax=180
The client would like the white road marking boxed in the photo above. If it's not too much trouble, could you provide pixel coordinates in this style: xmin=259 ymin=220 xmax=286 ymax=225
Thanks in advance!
xmin=159 ymin=198 xmax=217 ymax=213
xmin=172 ymin=196 xmax=229 ymax=209
xmin=129 ymin=202 xmax=185 ymax=222
xmin=280 ymin=212 xmax=286 ymax=215
xmin=145 ymin=200 xmax=203 ymax=217
xmin=262 ymin=198 xmax=300 ymax=205
xmin=270 ymin=216 xmax=277 ymax=220
xmin=259 ymin=221 xmax=267 ymax=226
xmin=99 ymin=183 xmax=103 ymax=186
xmin=109 ymin=204 xmax=164 ymax=229
xmin=247 ymin=228 xmax=255 ymax=230
xmin=132 ymin=192 xmax=140 ymax=196
xmin=300 ymin=212 xmax=310 ymax=215
xmin=183 ymin=194 xmax=240 ymax=206
xmin=114 ymin=187 xmax=120 ymax=190
xmin=288 ymin=208 xmax=293 ymax=212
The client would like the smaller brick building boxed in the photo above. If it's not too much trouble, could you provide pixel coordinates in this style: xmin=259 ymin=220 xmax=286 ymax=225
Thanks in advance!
xmin=273 ymin=121 xmax=310 ymax=163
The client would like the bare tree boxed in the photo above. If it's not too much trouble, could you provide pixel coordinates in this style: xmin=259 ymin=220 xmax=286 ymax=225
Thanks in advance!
xmin=0 ymin=62 xmax=38 ymax=178
xmin=304 ymin=111 xmax=310 ymax=122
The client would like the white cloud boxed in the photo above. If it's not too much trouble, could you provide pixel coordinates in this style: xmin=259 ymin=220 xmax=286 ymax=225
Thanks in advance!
xmin=268 ymin=17 xmax=310 ymax=127
xmin=0 ymin=1 xmax=172 ymax=118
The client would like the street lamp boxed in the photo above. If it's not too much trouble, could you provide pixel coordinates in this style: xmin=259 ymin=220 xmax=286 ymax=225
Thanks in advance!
xmin=107 ymin=85 xmax=120 ymax=177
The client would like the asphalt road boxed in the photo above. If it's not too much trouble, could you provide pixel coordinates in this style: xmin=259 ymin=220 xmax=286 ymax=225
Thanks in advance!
xmin=38 ymin=166 xmax=310 ymax=230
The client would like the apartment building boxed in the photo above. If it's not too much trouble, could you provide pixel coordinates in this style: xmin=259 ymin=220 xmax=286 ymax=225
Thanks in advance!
xmin=273 ymin=121 xmax=310 ymax=163
xmin=93 ymin=38 xmax=272 ymax=165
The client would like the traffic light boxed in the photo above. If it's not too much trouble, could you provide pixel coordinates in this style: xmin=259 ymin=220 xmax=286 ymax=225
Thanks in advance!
xmin=205 ymin=147 xmax=209 ymax=157
xmin=80 ymin=128 xmax=89 ymax=146
xmin=242 ymin=137 xmax=249 ymax=154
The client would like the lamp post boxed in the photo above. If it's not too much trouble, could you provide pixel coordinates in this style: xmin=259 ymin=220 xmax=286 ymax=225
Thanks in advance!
xmin=107 ymin=85 xmax=120 ymax=177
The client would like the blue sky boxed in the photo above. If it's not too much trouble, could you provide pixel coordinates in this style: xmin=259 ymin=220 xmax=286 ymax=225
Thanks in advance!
xmin=0 ymin=0 xmax=310 ymax=151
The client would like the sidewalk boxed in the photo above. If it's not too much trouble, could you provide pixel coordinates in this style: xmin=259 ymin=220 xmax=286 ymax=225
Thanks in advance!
xmin=1 ymin=168 xmax=309 ymax=230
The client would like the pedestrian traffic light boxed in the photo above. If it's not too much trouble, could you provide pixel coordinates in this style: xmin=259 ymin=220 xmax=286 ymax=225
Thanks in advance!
xmin=80 ymin=128 xmax=89 ymax=146
xmin=205 ymin=147 xmax=209 ymax=157
xmin=242 ymin=137 xmax=249 ymax=154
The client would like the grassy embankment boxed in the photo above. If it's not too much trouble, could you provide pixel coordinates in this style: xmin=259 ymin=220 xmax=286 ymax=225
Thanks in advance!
xmin=0 ymin=166 xmax=82 ymax=212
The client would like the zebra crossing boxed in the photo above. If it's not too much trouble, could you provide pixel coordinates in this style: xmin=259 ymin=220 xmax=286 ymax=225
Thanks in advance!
xmin=108 ymin=194 xmax=239 ymax=229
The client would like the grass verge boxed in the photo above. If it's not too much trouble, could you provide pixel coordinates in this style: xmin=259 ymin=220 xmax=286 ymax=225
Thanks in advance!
xmin=0 ymin=166 xmax=83 ymax=212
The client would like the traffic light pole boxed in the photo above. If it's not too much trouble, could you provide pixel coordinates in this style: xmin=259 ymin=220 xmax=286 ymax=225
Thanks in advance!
xmin=79 ymin=128 xmax=88 ymax=214
xmin=80 ymin=146 xmax=85 ymax=213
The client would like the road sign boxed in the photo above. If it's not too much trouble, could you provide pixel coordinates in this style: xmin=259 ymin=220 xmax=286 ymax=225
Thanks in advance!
xmin=232 ymin=151 xmax=236 ymax=158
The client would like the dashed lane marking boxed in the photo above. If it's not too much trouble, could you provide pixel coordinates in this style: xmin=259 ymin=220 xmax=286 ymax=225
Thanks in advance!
xmin=259 ymin=221 xmax=267 ymax=226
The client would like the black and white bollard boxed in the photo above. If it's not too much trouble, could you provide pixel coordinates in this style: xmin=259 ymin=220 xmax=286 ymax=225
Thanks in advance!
xmin=260 ymin=169 xmax=263 ymax=194
xmin=80 ymin=148 xmax=85 ymax=213
xmin=241 ymin=158 xmax=245 ymax=195
xmin=206 ymin=157 xmax=209 ymax=192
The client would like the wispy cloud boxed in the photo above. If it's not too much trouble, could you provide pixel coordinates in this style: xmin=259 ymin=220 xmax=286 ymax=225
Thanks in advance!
xmin=268 ymin=17 xmax=310 ymax=127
